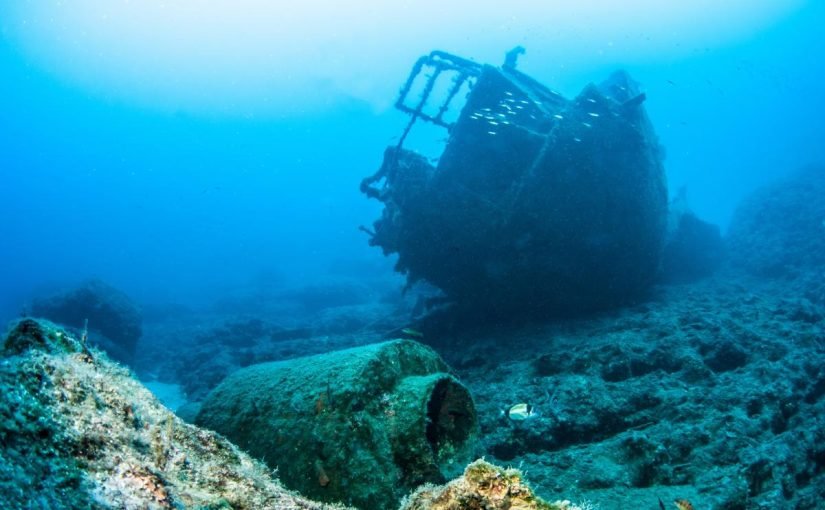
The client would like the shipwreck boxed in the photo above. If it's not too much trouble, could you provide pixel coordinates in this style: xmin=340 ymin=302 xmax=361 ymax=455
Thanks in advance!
xmin=361 ymin=49 xmax=669 ymax=319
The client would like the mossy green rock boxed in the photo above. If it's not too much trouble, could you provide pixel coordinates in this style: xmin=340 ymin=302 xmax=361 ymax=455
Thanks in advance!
xmin=196 ymin=339 xmax=479 ymax=509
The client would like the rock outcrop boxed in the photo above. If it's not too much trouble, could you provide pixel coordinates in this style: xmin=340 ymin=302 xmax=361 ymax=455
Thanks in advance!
xmin=0 ymin=318 xmax=349 ymax=509
xmin=31 ymin=279 xmax=143 ymax=364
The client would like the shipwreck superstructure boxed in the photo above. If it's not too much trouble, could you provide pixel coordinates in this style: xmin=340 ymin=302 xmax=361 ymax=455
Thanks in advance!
xmin=362 ymin=49 xmax=668 ymax=318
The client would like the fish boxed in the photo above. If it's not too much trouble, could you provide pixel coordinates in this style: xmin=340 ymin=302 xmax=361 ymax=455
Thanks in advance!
xmin=658 ymin=498 xmax=666 ymax=510
xmin=553 ymin=114 xmax=564 ymax=120
xmin=674 ymin=500 xmax=694 ymax=510
xmin=588 ymin=112 xmax=600 ymax=117
xmin=487 ymin=131 xmax=497 ymax=135
xmin=503 ymin=403 xmax=537 ymax=421
xmin=400 ymin=328 xmax=424 ymax=339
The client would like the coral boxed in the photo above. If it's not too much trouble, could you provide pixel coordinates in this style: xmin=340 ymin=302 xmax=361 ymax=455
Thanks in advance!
xmin=400 ymin=459 xmax=586 ymax=510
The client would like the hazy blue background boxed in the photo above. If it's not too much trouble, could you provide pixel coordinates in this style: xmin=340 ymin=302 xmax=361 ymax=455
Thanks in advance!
xmin=1 ymin=0 xmax=823 ymax=321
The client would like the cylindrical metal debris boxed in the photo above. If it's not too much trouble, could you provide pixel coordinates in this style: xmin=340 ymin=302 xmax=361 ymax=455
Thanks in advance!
xmin=195 ymin=340 xmax=478 ymax=509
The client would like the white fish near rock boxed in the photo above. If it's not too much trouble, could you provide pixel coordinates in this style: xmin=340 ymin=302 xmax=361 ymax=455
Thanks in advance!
xmin=502 ymin=403 xmax=538 ymax=422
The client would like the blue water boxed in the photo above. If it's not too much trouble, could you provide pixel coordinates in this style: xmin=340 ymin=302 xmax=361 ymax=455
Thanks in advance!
xmin=1 ymin=1 xmax=824 ymax=320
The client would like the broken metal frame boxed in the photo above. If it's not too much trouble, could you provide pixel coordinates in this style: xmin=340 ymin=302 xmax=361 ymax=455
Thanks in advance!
xmin=394 ymin=50 xmax=483 ymax=149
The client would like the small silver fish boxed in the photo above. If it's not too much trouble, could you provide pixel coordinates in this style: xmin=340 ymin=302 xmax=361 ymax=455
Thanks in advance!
xmin=588 ymin=112 xmax=600 ymax=117
xmin=400 ymin=328 xmax=424 ymax=339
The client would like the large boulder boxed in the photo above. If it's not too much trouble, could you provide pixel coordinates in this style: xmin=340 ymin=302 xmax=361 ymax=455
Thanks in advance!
xmin=727 ymin=165 xmax=825 ymax=277
xmin=31 ymin=279 xmax=142 ymax=364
